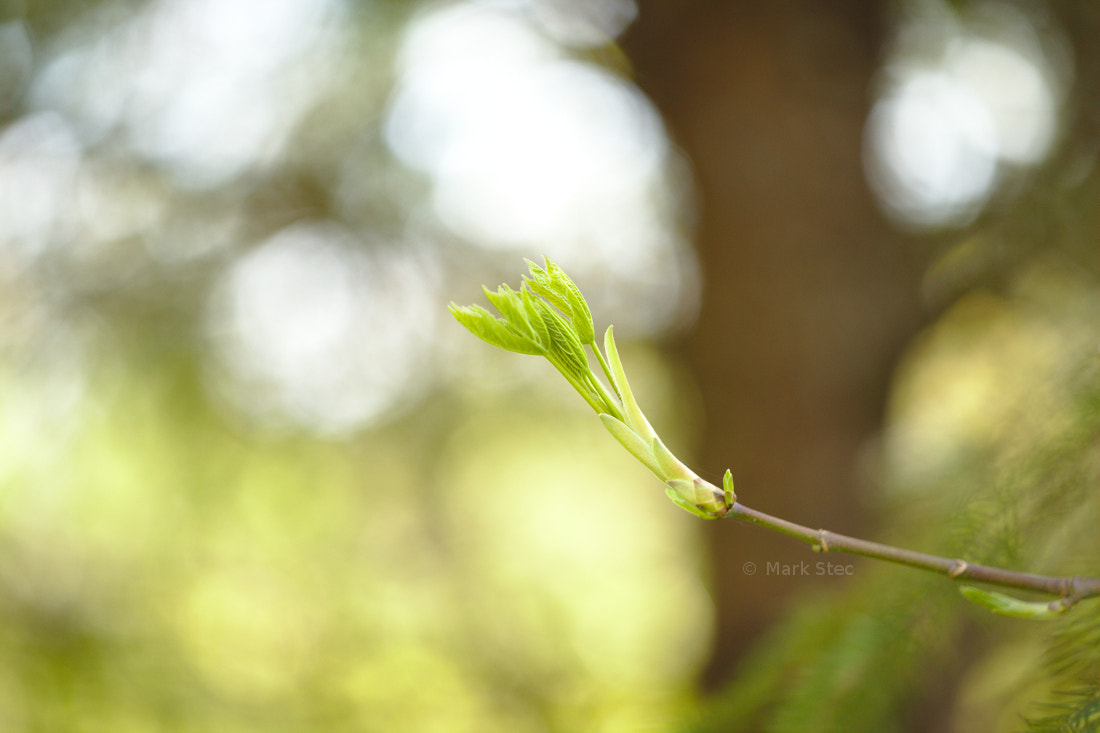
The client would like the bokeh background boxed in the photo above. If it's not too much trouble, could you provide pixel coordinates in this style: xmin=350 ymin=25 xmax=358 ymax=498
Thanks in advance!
xmin=1 ymin=0 xmax=1099 ymax=731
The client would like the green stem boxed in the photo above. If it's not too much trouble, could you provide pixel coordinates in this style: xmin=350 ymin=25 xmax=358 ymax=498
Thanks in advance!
xmin=727 ymin=502 xmax=1100 ymax=603
xmin=585 ymin=369 xmax=625 ymax=423
xmin=551 ymin=362 xmax=608 ymax=415
xmin=591 ymin=345 xmax=618 ymax=401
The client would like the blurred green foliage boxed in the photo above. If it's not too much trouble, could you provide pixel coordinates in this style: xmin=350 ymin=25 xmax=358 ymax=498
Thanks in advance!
xmin=0 ymin=0 xmax=715 ymax=728
xmin=0 ymin=340 xmax=713 ymax=731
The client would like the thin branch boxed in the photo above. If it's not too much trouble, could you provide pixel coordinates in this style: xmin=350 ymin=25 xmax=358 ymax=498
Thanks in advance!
xmin=727 ymin=502 xmax=1100 ymax=603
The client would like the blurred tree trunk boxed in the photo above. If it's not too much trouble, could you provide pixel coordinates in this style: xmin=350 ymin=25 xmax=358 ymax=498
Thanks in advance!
xmin=623 ymin=0 xmax=933 ymax=686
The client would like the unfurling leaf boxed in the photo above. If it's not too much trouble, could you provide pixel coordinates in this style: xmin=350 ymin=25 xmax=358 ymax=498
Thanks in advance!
xmin=604 ymin=326 xmax=657 ymax=442
xmin=600 ymin=414 xmax=662 ymax=478
xmin=665 ymin=487 xmax=717 ymax=519
xmin=523 ymin=263 xmax=571 ymax=313
xmin=449 ymin=303 xmax=543 ymax=355
xmin=535 ymin=298 xmax=590 ymax=382
xmin=545 ymin=258 xmax=594 ymax=345
xmin=665 ymin=479 xmax=726 ymax=519
xmin=482 ymin=284 xmax=539 ymax=344
xmin=652 ymin=436 xmax=695 ymax=483
xmin=524 ymin=257 xmax=595 ymax=345
xmin=520 ymin=287 xmax=552 ymax=352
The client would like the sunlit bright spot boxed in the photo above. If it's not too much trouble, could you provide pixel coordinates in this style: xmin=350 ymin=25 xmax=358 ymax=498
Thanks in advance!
xmin=30 ymin=0 xmax=347 ymax=187
xmin=433 ymin=61 xmax=663 ymax=246
xmin=0 ymin=320 xmax=88 ymax=473
xmin=864 ymin=2 xmax=1067 ymax=229
xmin=866 ymin=72 xmax=998 ymax=227
xmin=386 ymin=4 xmax=685 ymax=272
xmin=384 ymin=3 xmax=562 ymax=176
xmin=207 ymin=222 xmax=437 ymax=434
xmin=947 ymin=37 xmax=1057 ymax=164
xmin=0 ymin=111 xmax=167 ymax=281
xmin=0 ymin=112 xmax=82 ymax=259
xmin=520 ymin=0 xmax=638 ymax=47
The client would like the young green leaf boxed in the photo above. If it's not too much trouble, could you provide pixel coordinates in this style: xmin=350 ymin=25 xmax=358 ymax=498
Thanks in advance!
xmin=483 ymin=285 xmax=538 ymax=343
xmin=665 ymin=479 xmax=726 ymax=519
xmin=523 ymin=276 xmax=570 ymax=315
xmin=959 ymin=586 xmax=1070 ymax=619
xmin=536 ymin=298 xmax=591 ymax=383
xmin=652 ymin=436 xmax=695 ymax=483
xmin=519 ymin=286 xmax=552 ymax=352
xmin=523 ymin=260 xmax=571 ymax=312
xmin=544 ymin=258 xmax=594 ymax=345
xmin=723 ymin=469 xmax=736 ymax=505
xmin=449 ymin=303 xmax=544 ymax=355
xmin=664 ymin=488 xmax=717 ymax=519
xmin=603 ymin=326 xmax=657 ymax=443
xmin=600 ymin=414 xmax=662 ymax=478
xmin=660 ymin=479 xmax=721 ymax=519
xmin=524 ymin=257 xmax=595 ymax=345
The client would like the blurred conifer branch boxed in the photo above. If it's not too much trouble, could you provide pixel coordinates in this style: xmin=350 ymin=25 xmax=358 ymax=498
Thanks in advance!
xmin=450 ymin=258 xmax=1100 ymax=617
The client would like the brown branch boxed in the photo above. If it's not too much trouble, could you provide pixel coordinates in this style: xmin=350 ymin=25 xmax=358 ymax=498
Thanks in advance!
xmin=727 ymin=502 xmax=1100 ymax=603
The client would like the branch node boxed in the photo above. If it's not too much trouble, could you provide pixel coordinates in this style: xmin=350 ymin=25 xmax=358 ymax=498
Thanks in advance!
xmin=1065 ymin=576 xmax=1082 ymax=597
xmin=949 ymin=560 xmax=968 ymax=578
xmin=815 ymin=529 xmax=830 ymax=553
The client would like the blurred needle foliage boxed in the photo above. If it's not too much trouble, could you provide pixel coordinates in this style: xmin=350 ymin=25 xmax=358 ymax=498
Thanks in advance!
xmin=682 ymin=237 xmax=1100 ymax=731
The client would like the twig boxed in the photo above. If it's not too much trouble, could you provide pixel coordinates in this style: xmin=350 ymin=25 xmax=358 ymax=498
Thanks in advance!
xmin=728 ymin=502 xmax=1100 ymax=603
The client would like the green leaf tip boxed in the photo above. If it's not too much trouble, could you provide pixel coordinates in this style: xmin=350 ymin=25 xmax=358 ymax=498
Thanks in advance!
xmin=959 ymin=586 xmax=1071 ymax=620
xmin=723 ymin=469 xmax=736 ymax=505
xmin=603 ymin=326 xmax=656 ymax=442
xmin=449 ymin=302 xmax=544 ymax=355
xmin=482 ymin=284 xmax=536 ymax=342
xmin=523 ymin=256 xmax=595 ymax=345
